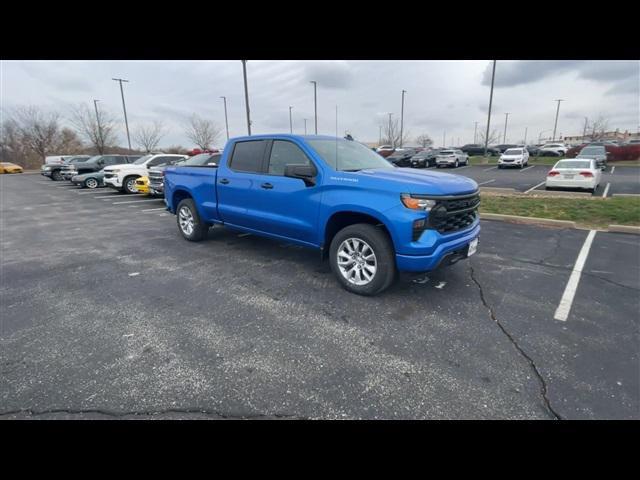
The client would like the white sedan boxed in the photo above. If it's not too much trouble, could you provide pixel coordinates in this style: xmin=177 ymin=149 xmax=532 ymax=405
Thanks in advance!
xmin=545 ymin=159 xmax=602 ymax=193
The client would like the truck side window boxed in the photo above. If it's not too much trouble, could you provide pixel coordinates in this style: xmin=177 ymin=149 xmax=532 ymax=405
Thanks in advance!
xmin=230 ymin=140 xmax=267 ymax=173
xmin=268 ymin=141 xmax=312 ymax=176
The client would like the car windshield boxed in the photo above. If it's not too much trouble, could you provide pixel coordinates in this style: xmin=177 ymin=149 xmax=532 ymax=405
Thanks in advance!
xmin=579 ymin=147 xmax=605 ymax=155
xmin=555 ymin=160 xmax=592 ymax=169
xmin=308 ymin=139 xmax=394 ymax=171
xmin=504 ymin=149 xmax=523 ymax=155
xmin=181 ymin=154 xmax=220 ymax=166
xmin=133 ymin=155 xmax=154 ymax=165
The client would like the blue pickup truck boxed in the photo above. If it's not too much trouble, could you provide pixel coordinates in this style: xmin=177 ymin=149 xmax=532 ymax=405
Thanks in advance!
xmin=164 ymin=134 xmax=480 ymax=295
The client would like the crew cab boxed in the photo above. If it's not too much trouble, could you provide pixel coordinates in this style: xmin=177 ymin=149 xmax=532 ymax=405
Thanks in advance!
xmin=104 ymin=154 xmax=188 ymax=194
xmin=164 ymin=135 xmax=480 ymax=296
xmin=41 ymin=155 xmax=91 ymax=181
xmin=61 ymin=154 xmax=140 ymax=180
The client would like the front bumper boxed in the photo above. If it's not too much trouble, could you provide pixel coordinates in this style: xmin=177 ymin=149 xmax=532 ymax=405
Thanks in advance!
xmin=149 ymin=182 xmax=164 ymax=196
xmin=436 ymin=159 xmax=456 ymax=166
xmin=395 ymin=221 xmax=481 ymax=272
xmin=104 ymin=176 xmax=122 ymax=188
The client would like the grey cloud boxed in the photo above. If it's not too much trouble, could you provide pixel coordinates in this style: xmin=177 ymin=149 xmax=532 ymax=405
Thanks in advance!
xmin=302 ymin=61 xmax=354 ymax=89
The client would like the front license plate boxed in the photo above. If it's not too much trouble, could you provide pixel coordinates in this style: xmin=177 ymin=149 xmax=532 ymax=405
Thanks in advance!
xmin=467 ymin=238 xmax=478 ymax=257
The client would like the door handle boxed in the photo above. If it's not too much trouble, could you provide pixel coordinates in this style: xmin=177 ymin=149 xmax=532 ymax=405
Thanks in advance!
xmin=261 ymin=183 xmax=274 ymax=189
xmin=219 ymin=178 xmax=230 ymax=184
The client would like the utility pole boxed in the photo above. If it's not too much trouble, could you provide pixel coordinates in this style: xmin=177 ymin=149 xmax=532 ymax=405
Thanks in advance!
xmin=582 ymin=117 xmax=588 ymax=141
xmin=503 ymin=112 xmax=510 ymax=143
xmin=310 ymin=81 xmax=318 ymax=134
xmin=474 ymin=121 xmax=478 ymax=144
xmin=220 ymin=96 xmax=229 ymax=141
xmin=112 ymin=78 xmax=132 ymax=151
xmin=289 ymin=106 xmax=293 ymax=134
xmin=241 ymin=61 xmax=251 ymax=135
xmin=552 ymin=99 xmax=564 ymax=142
xmin=484 ymin=60 xmax=496 ymax=156
xmin=443 ymin=131 xmax=446 ymax=148
xmin=93 ymin=99 xmax=104 ymax=153
xmin=379 ymin=125 xmax=382 ymax=145
xmin=388 ymin=113 xmax=393 ymax=147
xmin=400 ymin=89 xmax=406 ymax=148
xmin=304 ymin=118 xmax=307 ymax=135
xmin=524 ymin=127 xmax=528 ymax=145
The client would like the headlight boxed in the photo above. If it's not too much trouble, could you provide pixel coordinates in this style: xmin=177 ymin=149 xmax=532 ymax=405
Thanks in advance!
xmin=43 ymin=166 xmax=52 ymax=170
xmin=401 ymin=194 xmax=437 ymax=211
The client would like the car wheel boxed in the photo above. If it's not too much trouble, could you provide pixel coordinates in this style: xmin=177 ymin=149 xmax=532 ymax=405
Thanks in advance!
xmin=84 ymin=177 xmax=99 ymax=189
xmin=454 ymin=160 xmax=459 ymax=168
xmin=51 ymin=169 xmax=63 ymax=181
xmin=176 ymin=198 xmax=208 ymax=242
xmin=123 ymin=176 xmax=139 ymax=194
xmin=329 ymin=223 xmax=396 ymax=296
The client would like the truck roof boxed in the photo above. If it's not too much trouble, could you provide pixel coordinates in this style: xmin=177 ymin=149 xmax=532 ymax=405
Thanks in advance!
xmin=228 ymin=134 xmax=341 ymax=143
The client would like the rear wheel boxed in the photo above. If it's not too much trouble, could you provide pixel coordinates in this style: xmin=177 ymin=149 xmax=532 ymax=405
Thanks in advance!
xmin=52 ymin=169 xmax=63 ymax=181
xmin=329 ymin=224 xmax=396 ymax=296
xmin=84 ymin=177 xmax=99 ymax=189
xmin=176 ymin=198 xmax=208 ymax=242
xmin=454 ymin=160 xmax=459 ymax=168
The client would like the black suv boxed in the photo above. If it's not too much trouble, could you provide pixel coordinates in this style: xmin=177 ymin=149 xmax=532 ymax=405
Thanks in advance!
xmin=61 ymin=154 xmax=142 ymax=180
xmin=386 ymin=149 xmax=419 ymax=167
xmin=460 ymin=144 xmax=501 ymax=156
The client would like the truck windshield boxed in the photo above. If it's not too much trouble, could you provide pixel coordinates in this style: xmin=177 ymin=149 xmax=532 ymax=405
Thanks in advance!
xmin=133 ymin=155 xmax=153 ymax=165
xmin=307 ymin=139 xmax=394 ymax=171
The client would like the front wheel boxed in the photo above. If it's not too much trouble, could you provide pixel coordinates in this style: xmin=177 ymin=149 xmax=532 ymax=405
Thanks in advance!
xmin=454 ymin=160 xmax=459 ymax=168
xmin=176 ymin=198 xmax=208 ymax=241
xmin=329 ymin=223 xmax=397 ymax=296
xmin=52 ymin=170 xmax=63 ymax=181
xmin=84 ymin=177 xmax=99 ymax=189
xmin=123 ymin=176 xmax=139 ymax=194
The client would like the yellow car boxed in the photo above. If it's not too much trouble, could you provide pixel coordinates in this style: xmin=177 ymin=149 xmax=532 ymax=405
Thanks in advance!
xmin=0 ymin=162 xmax=24 ymax=174
xmin=134 ymin=176 xmax=150 ymax=195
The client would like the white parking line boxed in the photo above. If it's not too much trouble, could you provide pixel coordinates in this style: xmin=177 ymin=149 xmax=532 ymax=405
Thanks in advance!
xmin=524 ymin=181 xmax=546 ymax=194
xmin=483 ymin=166 xmax=498 ymax=172
xmin=554 ymin=230 xmax=597 ymax=322
xmin=602 ymin=182 xmax=611 ymax=198
xmin=610 ymin=166 xmax=615 ymax=174
xmin=77 ymin=189 xmax=109 ymax=194
xmin=141 ymin=207 xmax=167 ymax=212
xmin=55 ymin=185 xmax=78 ymax=188
xmin=477 ymin=179 xmax=496 ymax=186
xmin=112 ymin=199 xmax=163 ymax=205
xmin=520 ymin=165 xmax=535 ymax=172
xmin=100 ymin=194 xmax=143 ymax=199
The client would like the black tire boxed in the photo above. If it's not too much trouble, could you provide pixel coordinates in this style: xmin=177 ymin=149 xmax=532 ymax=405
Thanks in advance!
xmin=123 ymin=176 xmax=139 ymax=194
xmin=176 ymin=198 xmax=208 ymax=242
xmin=51 ymin=169 xmax=63 ymax=181
xmin=84 ymin=177 xmax=99 ymax=189
xmin=498 ymin=165 xmax=503 ymax=169
xmin=329 ymin=223 xmax=397 ymax=296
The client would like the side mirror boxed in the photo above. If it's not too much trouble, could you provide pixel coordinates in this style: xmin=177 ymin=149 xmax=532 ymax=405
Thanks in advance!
xmin=284 ymin=164 xmax=316 ymax=186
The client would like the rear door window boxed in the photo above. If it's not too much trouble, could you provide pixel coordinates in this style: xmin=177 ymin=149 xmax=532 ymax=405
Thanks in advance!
xmin=229 ymin=140 xmax=267 ymax=173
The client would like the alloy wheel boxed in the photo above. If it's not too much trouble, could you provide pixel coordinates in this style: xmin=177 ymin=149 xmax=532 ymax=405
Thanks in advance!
xmin=336 ymin=238 xmax=377 ymax=286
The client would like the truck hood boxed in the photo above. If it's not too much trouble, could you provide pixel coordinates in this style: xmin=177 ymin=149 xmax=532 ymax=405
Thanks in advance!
xmin=357 ymin=168 xmax=478 ymax=195
xmin=104 ymin=163 xmax=137 ymax=171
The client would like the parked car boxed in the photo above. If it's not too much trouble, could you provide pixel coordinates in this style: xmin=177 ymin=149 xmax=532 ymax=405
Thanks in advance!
xmin=539 ymin=143 xmax=568 ymax=156
xmin=525 ymin=144 xmax=543 ymax=156
xmin=103 ymin=154 xmax=188 ymax=194
xmin=61 ymin=154 xmax=141 ymax=180
xmin=41 ymin=155 xmax=91 ymax=181
xmin=0 ymin=162 xmax=23 ymax=174
xmin=386 ymin=149 xmax=418 ymax=167
xmin=459 ymin=144 xmax=501 ymax=156
xmin=70 ymin=170 xmax=107 ymax=189
xmin=435 ymin=149 xmax=469 ymax=168
xmin=135 ymin=176 xmax=150 ymax=195
xmin=576 ymin=145 xmax=608 ymax=170
xmin=410 ymin=149 xmax=439 ymax=168
xmin=546 ymin=158 xmax=602 ymax=193
xmin=148 ymin=153 xmax=221 ymax=197
xmin=43 ymin=155 xmax=88 ymax=166
xmin=164 ymin=134 xmax=480 ymax=296
xmin=493 ymin=144 xmax=519 ymax=153
xmin=498 ymin=148 xmax=530 ymax=169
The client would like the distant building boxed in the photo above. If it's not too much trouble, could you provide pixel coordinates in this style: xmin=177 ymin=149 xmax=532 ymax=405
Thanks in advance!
xmin=564 ymin=129 xmax=640 ymax=144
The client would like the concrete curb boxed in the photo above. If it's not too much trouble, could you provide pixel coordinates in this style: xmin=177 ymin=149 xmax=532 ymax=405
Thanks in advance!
xmin=526 ymin=190 xmax=593 ymax=198
xmin=612 ymin=193 xmax=640 ymax=198
xmin=607 ymin=225 xmax=640 ymax=235
xmin=480 ymin=213 xmax=577 ymax=228
xmin=480 ymin=187 xmax=516 ymax=193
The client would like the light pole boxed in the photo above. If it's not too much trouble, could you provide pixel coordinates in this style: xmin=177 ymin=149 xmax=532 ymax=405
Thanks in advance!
xmin=379 ymin=125 xmax=382 ymax=145
xmin=112 ymin=78 xmax=132 ymax=151
xmin=503 ymin=112 xmax=510 ymax=143
xmin=310 ymin=81 xmax=318 ymax=134
xmin=304 ymin=118 xmax=307 ymax=135
xmin=400 ymin=89 xmax=406 ymax=148
xmin=241 ymin=61 xmax=251 ymax=135
xmin=289 ymin=106 xmax=293 ymax=134
xmin=93 ymin=99 xmax=104 ymax=153
xmin=387 ymin=113 xmax=393 ymax=148
xmin=582 ymin=117 xmax=588 ymax=141
xmin=474 ymin=121 xmax=478 ymax=144
xmin=335 ymin=105 xmax=338 ymax=138
xmin=443 ymin=130 xmax=446 ymax=148
xmin=484 ymin=60 xmax=496 ymax=156
xmin=524 ymin=127 xmax=528 ymax=145
xmin=220 ymin=96 xmax=229 ymax=141
xmin=552 ymin=99 xmax=564 ymax=142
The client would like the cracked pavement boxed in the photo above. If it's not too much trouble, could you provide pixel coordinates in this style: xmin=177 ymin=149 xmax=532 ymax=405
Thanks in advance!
xmin=1 ymin=174 xmax=638 ymax=419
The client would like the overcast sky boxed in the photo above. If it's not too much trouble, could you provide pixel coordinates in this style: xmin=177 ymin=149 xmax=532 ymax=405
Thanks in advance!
xmin=2 ymin=60 xmax=638 ymax=148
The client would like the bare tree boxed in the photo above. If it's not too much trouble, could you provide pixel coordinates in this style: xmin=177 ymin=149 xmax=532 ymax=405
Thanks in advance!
xmin=9 ymin=106 xmax=62 ymax=162
xmin=477 ymin=127 xmax=500 ymax=146
xmin=381 ymin=118 xmax=402 ymax=148
xmin=415 ymin=133 xmax=433 ymax=148
xmin=184 ymin=114 xmax=222 ymax=150
xmin=69 ymin=103 xmax=118 ymax=154
xmin=133 ymin=121 xmax=167 ymax=153
xmin=585 ymin=115 xmax=610 ymax=141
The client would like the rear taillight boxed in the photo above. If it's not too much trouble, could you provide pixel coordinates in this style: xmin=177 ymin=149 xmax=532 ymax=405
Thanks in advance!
xmin=579 ymin=171 xmax=594 ymax=177
xmin=547 ymin=171 xmax=560 ymax=176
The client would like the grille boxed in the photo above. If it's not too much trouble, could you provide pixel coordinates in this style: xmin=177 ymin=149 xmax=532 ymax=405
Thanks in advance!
xmin=427 ymin=193 xmax=480 ymax=234
xmin=148 ymin=171 xmax=163 ymax=183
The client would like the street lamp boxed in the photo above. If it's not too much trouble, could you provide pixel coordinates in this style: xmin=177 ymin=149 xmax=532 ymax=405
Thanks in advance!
xmin=289 ymin=106 xmax=293 ymax=134
xmin=112 ymin=78 xmax=132 ymax=151
xmin=93 ymin=99 xmax=104 ymax=153
xmin=474 ymin=121 xmax=478 ymax=144
xmin=241 ymin=61 xmax=251 ymax=135
xmin=387 ymin=113 xmax=393 ymax=148
xmin=552 ymin=99 xmax=564 ymax=142
xmin=304 ymin=118 xmax=307 ymax=135
xmin=503 ymin=112 xmax=510 ymax=143
xmin=484 ymin=60 xmax=497 ymax=156
xmin=400 ymin=89 xmax=406 ymax=148
xmin=220 ymin=96 xmax=229 ymax=141
xmin=310 ymin=81 xmax=318 ymax=134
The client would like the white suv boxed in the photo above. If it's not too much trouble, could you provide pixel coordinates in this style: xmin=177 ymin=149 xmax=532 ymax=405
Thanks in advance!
xmin=104 ymin=154 xmax=188 ymax=193
xmin=539 ymin=143 xmax=568 ymax=156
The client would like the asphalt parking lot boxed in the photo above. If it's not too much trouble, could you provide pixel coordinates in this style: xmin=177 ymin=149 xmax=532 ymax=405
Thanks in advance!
xmin=432 ymin=164 xmax=640 ymax=197
xmin=1 ymin=173 xmax=638 ymax=419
